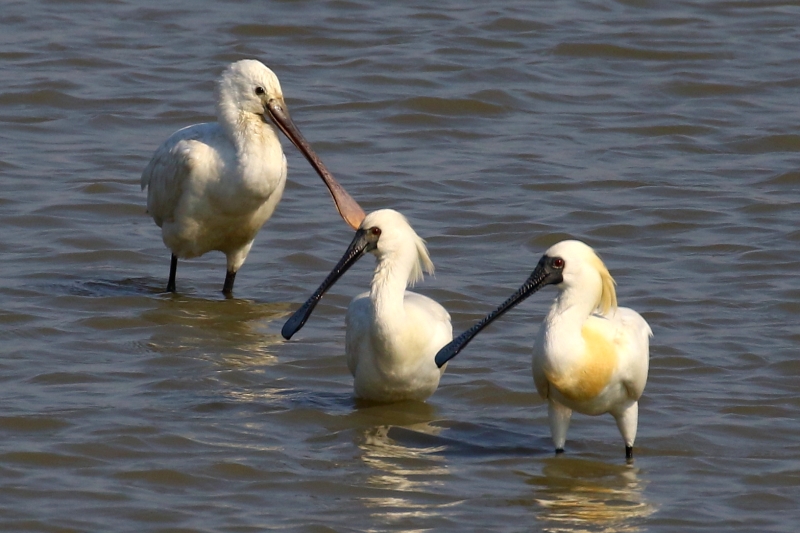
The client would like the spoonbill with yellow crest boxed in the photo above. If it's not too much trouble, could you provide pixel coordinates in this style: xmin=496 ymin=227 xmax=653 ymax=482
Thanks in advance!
xmin=435 ymin=240 xmax=651 ymax=459
xmin=282 ymin=209 xmax=452 ymax=403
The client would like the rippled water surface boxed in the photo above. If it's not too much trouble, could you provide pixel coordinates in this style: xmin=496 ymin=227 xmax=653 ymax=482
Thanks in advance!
xmin=1 ymin=1 xmax=799 ymax=531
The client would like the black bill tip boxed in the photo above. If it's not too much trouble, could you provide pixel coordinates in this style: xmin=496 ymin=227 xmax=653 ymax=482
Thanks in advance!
xmin=434 ymin=342 xmax=458 ymax=368
xmin=281 ymin=229 xmax=371 ymax=341
xmin=281 ymin=303 xmax=312 ymax=340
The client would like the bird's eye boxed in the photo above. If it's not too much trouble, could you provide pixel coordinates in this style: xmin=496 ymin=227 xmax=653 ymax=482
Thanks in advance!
xmin=254 ymin=86 xmax=266 ymax=96
xmin=552 ymin=257 xmax=565 ymax=269
xmin=370 ymin=227 xmax=382 ymax=237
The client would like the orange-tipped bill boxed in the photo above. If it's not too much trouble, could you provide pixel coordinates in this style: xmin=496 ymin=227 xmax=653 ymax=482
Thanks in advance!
xmin=266 ymin=98 xmax=366 ymax=229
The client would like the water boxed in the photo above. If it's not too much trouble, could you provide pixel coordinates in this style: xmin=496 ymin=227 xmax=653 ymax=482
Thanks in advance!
xmin=1 ymin=0 xmax=799 ymax=531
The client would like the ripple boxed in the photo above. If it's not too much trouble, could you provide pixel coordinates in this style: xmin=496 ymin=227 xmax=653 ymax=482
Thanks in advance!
xmin=0 ymin=416 xmax=70 ymax=433
xmin=552 ymin=42 xmax=723 ymax=61
xmin=0 ymin=451 xmax=101 ymax=469
xmin=1 ymin=0 xmax=799 ymax=531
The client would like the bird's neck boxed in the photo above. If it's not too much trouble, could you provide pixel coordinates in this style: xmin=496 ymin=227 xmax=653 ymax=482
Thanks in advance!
xmin=218 ymin=103 xmax=282 ymax=154
xmin=538 ymin=287 xmax=602 ymax=368
xmin=239 ymin=114 xmax=282 ymax=154
xmin=369 ymin=254 xmax=412 ymax=323
xmin=545 ymin=288 xmax=599 ymax=337
xmin=217 ymin=108 xmax=284 ymax=200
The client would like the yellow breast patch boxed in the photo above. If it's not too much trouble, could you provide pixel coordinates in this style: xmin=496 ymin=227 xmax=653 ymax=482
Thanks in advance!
xmin=545 ymin=323 xmax=617 ymax=403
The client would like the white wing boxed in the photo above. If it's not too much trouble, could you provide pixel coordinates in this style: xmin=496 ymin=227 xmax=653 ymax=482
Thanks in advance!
xmin=140 ymin=123 xmax=225 ymax=227
xmin=612 ymin=307 xmax=652 ymax=401
xmin=403 ymin=291 xmax=452 ymax=358
xmin=345 ymin=292 xmax=372 ymax=378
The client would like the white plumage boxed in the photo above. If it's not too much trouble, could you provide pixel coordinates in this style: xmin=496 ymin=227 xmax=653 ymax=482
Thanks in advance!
xmin=436 ymin=240 xmax=652 ymax=459
xmin=282 ymin=209 xmax=452 ymax=402
xmin=532 ymin=241 xmax=651 ymax=459
xmin=141 ymin=59 xmax=364 ymax=295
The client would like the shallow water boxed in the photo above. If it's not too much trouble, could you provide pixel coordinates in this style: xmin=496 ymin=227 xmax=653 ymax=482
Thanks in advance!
xmin=1 ymin=0 xmax=799 ymax=531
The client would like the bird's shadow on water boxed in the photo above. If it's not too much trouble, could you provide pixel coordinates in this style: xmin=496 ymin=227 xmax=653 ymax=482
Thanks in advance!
xmin=67 ymin=276 xmax=295 ymax=325
xmin=68 ymin=276 xmax=281 ymax=303
xmin=362 ymin=402 xmax=552 ymax=459
xmin=67 ymin=277 xmax=297 ymax=316
xmin=66 ymin=277 xmax=167 ymax=297
xmin=391 ymin=418 xmax=553 ymax=459
xmin=297 ymin=394 xmax=553 ymax=459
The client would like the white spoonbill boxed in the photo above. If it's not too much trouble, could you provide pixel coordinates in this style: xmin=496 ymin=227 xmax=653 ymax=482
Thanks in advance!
xmin=282 ymin=209 xmax=452 ymax=403
xmin=435 ymin=240 xmax=651 ymax=459
xmin=141 ymin=59 xmax=364 ymax=295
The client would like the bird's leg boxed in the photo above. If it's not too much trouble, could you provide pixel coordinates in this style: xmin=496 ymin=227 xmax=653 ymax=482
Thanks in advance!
xmin=222 ymin=270 xmax=237 ymax=297
xmin=549 ymin=400 xmax=572 ymax=455
xmin=166 ymin=254 xmax=178 ymax=293
xmin=614 ymin=402 xmax=639 ymax=462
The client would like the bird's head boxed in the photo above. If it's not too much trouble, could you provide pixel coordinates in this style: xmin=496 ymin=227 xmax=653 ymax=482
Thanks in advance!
xmin=217 ymin=59 xmax=365 ymax=230
xmin=358 ymin=209 xmax=434 ymax=286
xmin=541 ymin=240 xmax=617 ymax=316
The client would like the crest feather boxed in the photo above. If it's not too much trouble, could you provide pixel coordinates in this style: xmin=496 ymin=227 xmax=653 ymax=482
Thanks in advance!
xmin=590 ymin=252 xmax=617 ymax=315
xmin=408 ymin=234 xmax=434 ymax=287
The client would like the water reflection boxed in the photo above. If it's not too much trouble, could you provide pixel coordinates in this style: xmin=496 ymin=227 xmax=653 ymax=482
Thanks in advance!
xmin=354 ymin=403 xmax=449 ymax=526
xmin=141 ymin=295 xmax=292 ymax=367
xmin=529 ymin=458 xmax=656 ymax=533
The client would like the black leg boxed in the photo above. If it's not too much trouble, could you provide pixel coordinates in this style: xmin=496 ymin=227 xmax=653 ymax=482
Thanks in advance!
xmin=166 ymin=254 xmax=178 ymax=292
xmin=625 ymin=445 xmax=633 ymax=460
xmin=222 ymin=270 xmax=236 ymax=296
xmin=555 ymin=448 xmax=565 ymax=455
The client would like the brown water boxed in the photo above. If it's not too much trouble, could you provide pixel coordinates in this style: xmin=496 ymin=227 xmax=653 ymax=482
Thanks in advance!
xmin=1 ymin=1 xmax=799 ymax=531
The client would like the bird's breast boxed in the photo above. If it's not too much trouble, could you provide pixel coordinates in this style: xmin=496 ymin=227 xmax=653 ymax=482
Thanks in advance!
xmin=543 ymin=322 xmax=618 ymax=404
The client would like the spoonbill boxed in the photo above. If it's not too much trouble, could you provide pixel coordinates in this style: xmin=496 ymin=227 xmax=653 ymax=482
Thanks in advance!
xmin=282 ymin=209 xmax=452 ymax=403
xmin=435 ymin=240 xmax=651 ymax=459
xmin=141 ymin=59 xmax=364 ymax=295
